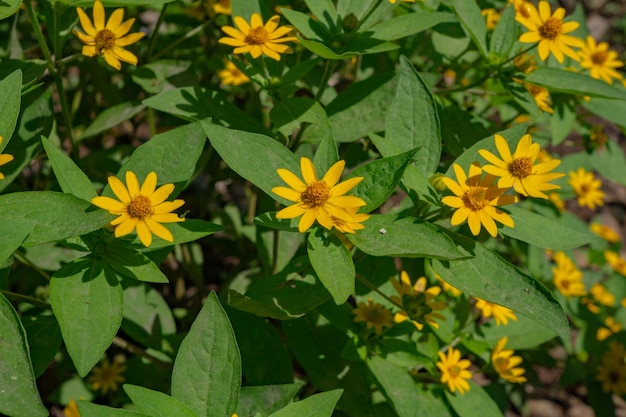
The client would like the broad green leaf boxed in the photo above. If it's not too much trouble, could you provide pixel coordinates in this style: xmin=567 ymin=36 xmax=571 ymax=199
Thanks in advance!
xmin=430 ymin=231 xmax=570 ymax=341
xmin=385 ymin=57 xmax=441 ymax=175
xmin=171 ymin=292 xmax=241 ymax=417
xmin=0 ymin=0 xmax=20 ymax=20
xmin=0 ymin=69 xmax=21 ymax=145
xmin=254 ymin=212 xmax=300 ymax=232
xmin=0 ymin=293 xmax=48 ymax=417
xmin=525 ymin=67 xmax=626 ymax=100
xmin=501 ymin=77 xmax=540 ymax=118
xmin=476 ymin=313 xmax=557 ymax=350
xmin=129 ymin=219 xmax=223 ymax=249
xmin=42 ymin=136 xmax=97 ymax=201
xmin=50 ymin=258 xmax=124 ymax=376
xmin=203 ymin=120 xmax=299 ymax=205
xmin=369 ymin=12 xmax=458 ymax=41
xmin=269 ymin=389 xmax=343 ymax=417
xmin=0 ymin=59 xmax=45 ymax=87
xmin=22 ymin=314 xmax=63 ymax=378
xmin=124 ymin=385 xmax=197 ymax=417
xmin=346 ymin=214 xmax=465 ymax=260
xmin=313 ymin=126 xmax=339 ymax=174
xmin=78 ymin=401 xmax=150 ymax=417
xmin=103 ymin=245 xmax=169 ymax=283
xmin=298 ymin=38 xmax=399 ymax=60
xmin=308 ymin=229 xmax=355 ymax=305
xmin=445 ymin=381 xmax=501 ymax=417
xmin=438 ymin=101 xmax=490 ymax=157
xmin=368 ymin=357 xmax=449 ymax=417
xmin=304 ymin=0 xmax=338 ymax=32
xmin=236 ymin=384 xmax=303 ymax=417
xmin=451 ymin=0 xmax=488 ymax=58
xmin=590 ymin=140 xmax=626 ymax=187
xmin=231 ymin=0 xmax=269 ymax=21
xmin=489 ymin=5 xmax=516 ymax=56
xmin=0 ymin=219 xmax=34 ymax=265
xmin=501 ymin=206 xmax=599 ymax=249
xmin=0 ymin=191 xmax=114 ymax=247
xmin=583 ymin=97 xmax=626 ymax=128
xmin=550 ymin=101 xmax=577 ymax=145
xmin=132 ymin=60 xmax=195 ymax=94
xmin=79 ymin=101 xmax=146 ymax=141
xmin=281 ymin=9 xmax=329 ymax=42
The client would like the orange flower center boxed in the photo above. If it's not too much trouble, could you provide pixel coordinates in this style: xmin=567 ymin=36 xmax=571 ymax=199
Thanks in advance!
xmin=449 ymin=364 xmax=462 ymax=377
xmin=245 ymin=26 xmax=270 ymax=45
xmin=539 ymin=18 xmax=562 ymax=40
xmin=508 ymin=157 xmax=533 ymax=178
xmin=128 ymin=195 xmax=153 ymax=219
xmin=462 ymin=187 xmax=487 ymax=211
xmin=95 ymin=29 xmax=116 ymax=51
xmin=591 ymin=50 xmax=609 ymax=65
xmin=301 ymin=181 xmax=330 ymax=207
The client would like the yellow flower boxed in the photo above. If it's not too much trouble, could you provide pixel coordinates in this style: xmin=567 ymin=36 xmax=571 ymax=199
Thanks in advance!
xmin=590 ymin=283 xmax=616 ymax=307
xmin=568 ymin=168 xmax=604 ymax=209
xmin=481 ymin=8 xmax=500 ymax=30
xmin=437 ymin=347 xmax=472 ymax=394
xmin=475 ymin=298 xmax=517 ymax=326
xmin=352 ymin=299 xmax=393 ymax=335
xmin=479 ymin=134 xmax=563 ymax=199
xmin=91 ymin=171 xmax=185 ymax=247
xmin=597 ymin=342 xmax=626 ymax=395
xmin=88 ymin=355 xmax=126 ymax=394
xmin=606 ymin=250 xmax=626 ymax=276
xmin=579 ymin=36 xmax=625 ymax=85
xmin=0 ymin=136 xmax=14 ymax=180
xmin=436 ymin=274 xmax=462 ymax=297
xmin=218 ymin=13 xmax=297 ymax=61
xmin=73 ymin=1 xmax=144 ymax=70
xmin=526 ymin=83 xmax=554 ymax=114
xmin=591 ymin=223 xmax=620 ymax=243
xmin=209 ymin=0 xmax=231 ymax=15
xmin=272 ymin=157 xmax=367 ymax=234
xmin=217 ymin=61 xmax=250 ymax=86
xmin=389 ymin=0 xmax=415 ymax=3
xmin=63 ymin=399 xmax=81 ymax=417
xmin=509 ymin=0 xmax=533 ymax=20
xmin=390 ymin=272 xmax=447 ymax=331
xmin=597 ymin=316 xmax=622 ymax=341
xmin=548 ymin=192 xmax=565 ymax=212
xmin=491 ymin=337 xmax=527 ymax=384
xmin=516 ymin=0 xmax=584 ymax=63
xmin=514 ymin=51 xmax=538 ymax=74
xmin=552 ymin=251 xmax=586 ymax=298
xmin=441 ymin=162 xmax=517 ymax=237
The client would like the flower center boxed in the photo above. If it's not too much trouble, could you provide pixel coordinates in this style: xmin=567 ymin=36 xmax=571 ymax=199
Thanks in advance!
xmin=301 ymin=181 xmax=331 ymax=207
xmin=592 ymin=50 xmax=609 ymax=65
xmin=95 ymin=29 xmax=116 ymax=52
xmin=539 ymin=18 xmax=562 ymax=40
xmin=508 ymin=157 xmax=533 ymax=178
xmin=403 ymin=294 xmax=432 ymax=326
xmin=128 ymin=195 xmax=153 ymax=219
xmin=245 ymin=26 xmax=269 ymax=45
xmin=462 ymin=187 xmax=487 ymax=211
xmin=449 ymin=364 xmax=462 ymax=377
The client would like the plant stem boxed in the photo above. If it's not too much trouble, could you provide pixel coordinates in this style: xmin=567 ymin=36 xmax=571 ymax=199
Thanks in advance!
xmin=355 ymin=273 xmax=403 ymax=309
xmin=146 ymin=3 xmax=170 ymax=61
xmin=113 ymin=336 xmax=171 ymax=368
xmin=314 ymin=59 xmax=336 ymax=102
xmin=149 ymin=18 xmax=213 ymax=62
xmin=0 ymin=290 xmax=50 ymax=308
xmin=500 ymin=42 xmax=539 ymax=68
xmin=14 ymin=251 xmax=51 ymax=281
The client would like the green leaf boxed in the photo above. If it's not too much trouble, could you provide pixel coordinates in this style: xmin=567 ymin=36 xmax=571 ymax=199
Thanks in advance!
xmin=308 ymin=229 xmax=355 ymax=305
xmin=583 ymin=97 xmax=626 ymax=128
xmin=0 ymin=191 xmax=114 ymax=247
xmin=385 ymin=57 xmax=441 ymax=175
xmin=501 ymin=206 xmax=599 ymax=249
xmin=298 ymin=38 xmax=399 ymax=60
xmin=430 ymin=231 xmax=570 ymax=341
xmin=525 ymin=67 xmax=626 ymax=100
xmin=346 ymin=214 xmax=465 ymax=259
xmin=0 ymin=293 xmax=48 ymax=417
xmin=50 ymin=258 xmax=124 ymax=376
xmin=313 ymin=126 xmax=339 ymax=174
xmin=124 ymin=385 xmax=197 ymax=417
xmin=78 ymin=401 xmax=150 ymax=417
xmin=476 ymin=313 xmax=557 ymax=350
xmin=129 ymin=219 xmax=223 ymax=249
xmin=369 ymin=12 xmax=458 ymax=41
xmin=79 ymin=101 xmax=146 ymax=141
xmin=131 ymin=60 xmax=195 ymax=94
xmin=501 ymin=77 xmax=540 ymax=118
xmin=451 ymin=0 xmax=488 ymax=58
xmin=281 ymin=9 xmax=329 ymax=42
xmin=445 ymin=381 xmax=502 ymax=417
xmin=103 ymin=245 xmax=169 ymax=283
xmin=269 ymin=389 xmax=343 ymax=417
xmin=0 ymin=0 xmax=21 ymax=20
xmin=42 ymin=136 xmax=97 ymax=201
xmin=22 ymin=315 xmax=63 ymax=378
xmin=489 ymin=5 xmax=516 ymax=56
xmin=0 ymin=219 xmax=34 ymax=265
xmin=590 ymin=140 xmax=626 ymax=187
xmin=171 ymin=292 xmax=241 ymax=417
xmin=203 ymin=119 xmax=299 ymax=204
xmin=231 ymin=0 xmax=269 ymax=21
xmin=254 ymin=212 xmax=300 ymax=232
xmin=304 ymin=0 xmax=338 ymax=31
xmin=237 ymin=384 xmax=303 ymax=417
xmin=0 ymin=69 xmax=21 ymax=145
xmin=550 ymin=101 xmax=577 ymax=145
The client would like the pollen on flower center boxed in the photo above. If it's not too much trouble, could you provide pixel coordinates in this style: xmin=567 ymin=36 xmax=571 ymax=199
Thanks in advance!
xmin=245 ymin=26 xmax=270 ymax=45
xmin=449 ymin=365 xmax=462 ymax=377
xmin=509 ymin=157 xmax=533 ymax=178
xmin=95 ymin=29 xmax=116 ymax=50
xmin=301 ymin=181 xmax=331 ymax=207
xmin=128 ymin=195 xmax=153 ymax=219
xmin=539 ymin=18 xmax=562 ymax=39
xmin=592 ymin=51 xmax=609 ymax=65
xmin=462 ymin=188 xmax=487 ymax=211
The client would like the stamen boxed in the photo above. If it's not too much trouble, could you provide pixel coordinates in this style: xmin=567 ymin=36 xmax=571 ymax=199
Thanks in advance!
xmin=301 ymin=181 xmax=330 ymax=207
xmin=462 ymin=187 xmax=487 ymax=211
xmin=592 ymin=51 xmax=609 ymax=65
xmin=95 ymin=29 xmax=116 ymax=52
xmin=539 ymin=18 xmax=562 ymax=40
xmin=245 ymin=26 xmax=269 ymax=45
xmin=128 ymin=195 xmax=153 ymax=219
xmin=508 ymin=157 xmax=533 ymax=178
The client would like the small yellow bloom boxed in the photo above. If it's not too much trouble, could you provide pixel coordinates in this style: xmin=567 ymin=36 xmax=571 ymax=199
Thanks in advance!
xmin=588 ymin=125 xmax=608 ymax=148
xmin=516 ymin=0 xmax=584 ymax=63
xmin=606 ymin=250 xmax=626 ymax=276
xmin=437 ymin=347 xmax=472 ymax=394
xmin=209 ymin=0 xmax=231 ymax=15
xmin=579 ymin=36 xmax=625 ymax=85
xmin=63 ymin=399 xmax=81 ymax=417
xmin=481 ymin=8 xmax=500 ymax=30
xmin=389 ymin=0 xmax=416 ymax=3
xmin=597 ymin=342 xmax=626 ymax=395
xmin=568 ymin=168 xmax=604 ymax=210
xmin=436 ymin=274 xmax=462 ymax=297
xmin=88 ymin=355 xmax=126 ymax=394
xmin=0 ymin=136 xmax=14 ymax=180
xmin=390 ymin=272 xmax=447 ymax=330
xmin=491 ymin=337 xmax=527 ymax=384
xmin=514 ymin=50 xmax=538 ymax=74
xmin=591 ymin=223 xmax=620 ymax=243
xmin=590 ymin=283 xmax=616 ymax=307
xmin=352 ymin=299 xmax=393 ymax=335
xmin=91 ymin=171 xmax=185 ymax=247
xmin=218 ymin=13 xmax=297 ymax=61
xmin=217 ymin=61 xmax=250 ymax=86
xmin=73 ymin=1 xmax=144 ymax=70
xmin=597 ymin=316 xmax=622 ymax=341
xmin=552 ymin=251 xmax=586 ymax=298
xmin=475 ymin=298 xmax=517 ymax=326
xmin=441 ymin=162 xmax=517 ymax=237
xmin=526 ymin=83 xmax=554 ymax=114
xmin=272 ymin=157 xmax=367 ymax=234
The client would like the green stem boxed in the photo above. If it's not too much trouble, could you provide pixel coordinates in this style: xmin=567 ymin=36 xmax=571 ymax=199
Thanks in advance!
xmin=149 ymin=18 xmax=213 ymax=62
xmin=147 ymin=107 xmax=157 ymax=137
xmin=499 ymin=42 xmax=539 ymax=68
xmin=112 ymin=336 xmax=171 ymax=368
xmin=314 ymin=60 xmax=336 ymax=102
xmin=355 ymin=273 xmax=403 ymax=309
xmin=14 ymin=251 xmax=51 ymax=282
xmin=434 ymin=71 xmax=493 ymax=94
xmin=146 ymin=3 xmax=170 ymax=61
xmin=0 ymin=290 xmax=50 ymax=308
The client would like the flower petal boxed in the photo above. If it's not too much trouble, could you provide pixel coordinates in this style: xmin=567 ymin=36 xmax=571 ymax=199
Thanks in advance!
xmin=321 ymin=160 xmax=345 ymax=187
xmin=300 ymin=157 xmax=318 ymax=184
xmin=108 ymin=176 xmax=131 ymax=203
xmin=136 ymin=220 xmax=153 ymax=247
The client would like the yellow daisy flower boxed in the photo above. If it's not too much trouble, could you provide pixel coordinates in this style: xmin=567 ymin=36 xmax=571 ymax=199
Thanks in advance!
xmin=437 ymin=347 xmax=472 ymax=394
xmin=516 ymin=0 xmax=584 ymax=63
xmin=475 ymin=298 xmax=517 ymax=326
xmin=481 ymin=8 xmax=501 ymax=30
xmin=63 ymin=399 xmax=81 ymax=417
xmin=88 ymin=355 xmax=126 ymax=394
xmin=590 ymin=223 xmax=620 ymax=243
xmin=590 ymin=283 xmax=616 ymax=307
xmin=73 ymin=0 xmax=145 ymax=70
xmin=441 ymin=162 xmax=517 ymax=237
xmin=491 ymin=337 xmax=527 ymax=384
xmin=568 ymin=168 xmax=604 ymax=210
xmin=579 ymin=36 xmax=625 ymax=85
xmin=352 ymin=299 xmax=393 ymax=335
xmin=390 ymin=271 xmax=447 ymax=331
xmin=217 ymin=61 xmax=250 ymax=86
xmin=552 ymin=251 xmax=586 ymax=298
xmin=479 ymin=134 xmax=563 ymax=198
xmin=597 ymin=342 xmax=626 ymax=396
xmin=597 ymin=316 xmax=622 ymax=341
xmin=91 ymin=171 xmax=185 ymax=247
xmin=0 ymin=136 xmax=14 ymax=180
xmin=218 ymin=13 xmax=297 ymax=61
xmin=606 ymin=250 xmax=626 ymax=276
xmin=525 ymin=83 xmax=554 ymax=114
xmin=272 ymin=157 xmax=366 ymax=234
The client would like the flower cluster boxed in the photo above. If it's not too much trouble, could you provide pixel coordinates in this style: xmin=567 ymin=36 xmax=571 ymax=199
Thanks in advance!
xmin=551 ymin=251 xmax=586 ymax=298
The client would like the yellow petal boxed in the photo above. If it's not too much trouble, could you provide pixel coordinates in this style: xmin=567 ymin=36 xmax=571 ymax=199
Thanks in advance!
xmin=276 ymin=204 xmax=306 ymax=219
xmin=300 ymin=157 xmax=318 ymax=184
xmin=116 ymin=32 xmax=144 ymax=48
xmin=76 ymin=7 xmax=97 ymax=36
xmin=151 ymin=213 xmax=184 ymax=223
xmin=140 ymin=172 xmax=157 ymax=196
xmin=150 ymin=183 xmax=175 ymax=205
xmin=321 ymin=160 xmax=345 ymax=187
xmin=153 ymin=200 xmax=184 ymax=215
xmin=233 ymin=16 xmax=251 ymax=33
xmin=250 ymin=13 xmax=263 ymax=28
xmin=114 ymin=217 xmax=138 ymax=237
xmin=145 ymin=217 xmax=174 ymax=242
xmin=272 ymin=186 xmax=301 ymax=202
xmin=112 ymin=18 xmax=135 ymax=38
xmin=264 ymin=15 xmax=280 ymax=33
xmin=277 ymin=168 xmax=306 ymax=191
xmin=91 ymin=196 xmax=126 ymax=213
xmin=261 ymin=45 xmax=281 ymax=61
xmin=93 ymin=0 xmax=106 ymax=31
xmin=108 ymin=176 xmax=131 ymax=202
xmin=330 ymin=177 xmax=362 ymax=196
xmin=103 ymin=50 xmax=122 ymax=70
xmin=125 ymin=171 xmax=140 ymax=196
xmin=82 ymin=45 xmax=98 ymax=57
xmin=136 ymin=220 xmax=153 ymax=247
xmin=298 ymin=209 xmax=317 ymax=233
xmin=105 ymin=8 xmax=124 ymax=30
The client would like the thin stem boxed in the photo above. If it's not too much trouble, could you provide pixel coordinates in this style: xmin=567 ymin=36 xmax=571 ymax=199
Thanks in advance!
xmin=500 ymin=42 xmax=539 ymax=68
xmin=0 ymin=290 xmax=50 ymax=308
xmin=350 ymin=0 xmax=384 ymax=37
xmin=147 ymin=107 xmax=157 ymax=137
xmin=314 ymin=60 xmax=336 ymax=102
xmin=149 ymin=18 xmax=213 ymax=62
xmin=355 ymin=273 xmax=403 ymax=309
xmin=14 ymin=251 xmax=51 ymax=281
xmin=146 ymin=3 xmax=170 ymax=61
xmin=113 ymin=336 xmax=171 ymax=368
xmin=271 ymin=229 xmax=279 ymax=274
